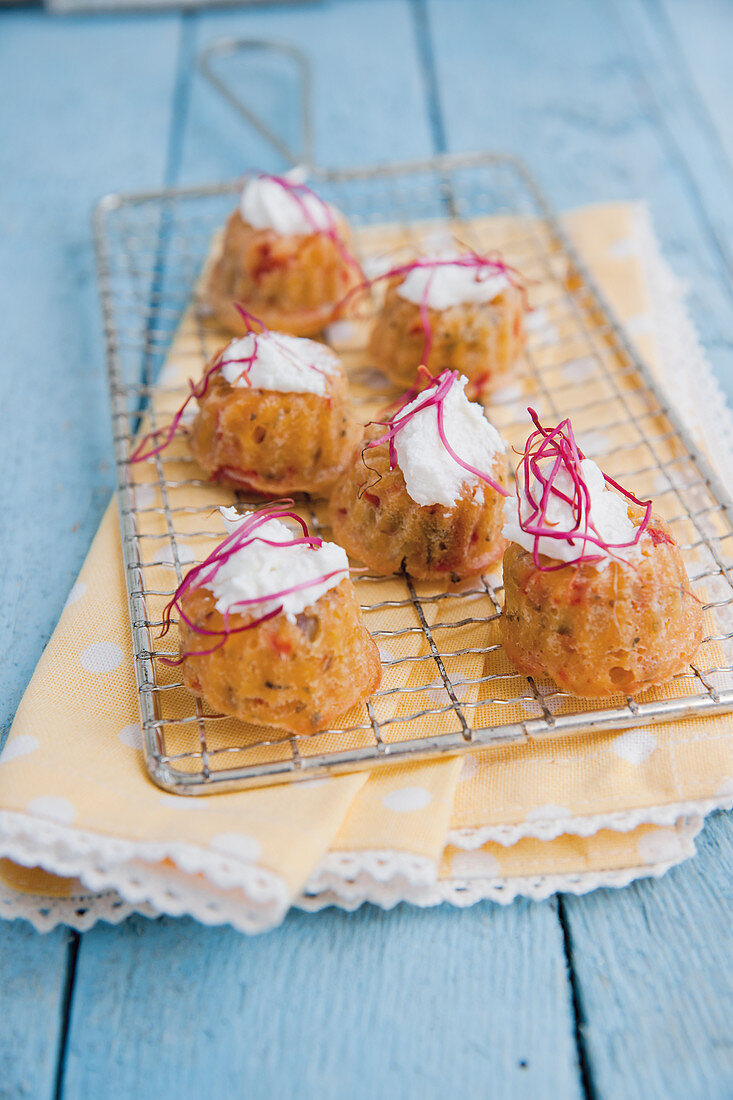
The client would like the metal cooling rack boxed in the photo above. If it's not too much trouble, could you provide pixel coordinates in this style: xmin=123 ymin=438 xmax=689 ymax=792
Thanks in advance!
xmin=93 ymin=49 xmax=733 ymax=794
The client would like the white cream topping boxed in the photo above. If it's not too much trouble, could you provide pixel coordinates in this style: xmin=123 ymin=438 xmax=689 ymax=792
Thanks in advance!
xmin=207 ymin=508 xmax=349 ymax=621
xmin=397 ymin=256 xmax=510 ymax=311
xmin=219 ymin=331 xmax=340 ymax=397
xmin=502 ymin=458 xmax=641 ymax=566
xmin=240 ymin=174 xmax=335 ymax=236
xmin=393 ymin=375 xmax=505 ymax=508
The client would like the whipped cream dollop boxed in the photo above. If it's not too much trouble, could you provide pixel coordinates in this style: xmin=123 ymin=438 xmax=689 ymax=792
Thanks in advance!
xmin=240 ymin=174 xmax=335 ymax=236
xmin=219 ymin=331 xmax=340 ymax=397
xmin=393 ymin=375 xmax=505 ymax=508
xmin=502 ymin=458 xmax=641 ymax=567
xmin=207 ymin=508 xmax=349 ymax=621
xmin=397 ymin=256 xmax=510 ymax=311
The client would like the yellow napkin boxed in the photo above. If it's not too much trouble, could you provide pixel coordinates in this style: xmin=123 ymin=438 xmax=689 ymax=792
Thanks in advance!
xmin=1 ymin=201 xmax=731 ymax=932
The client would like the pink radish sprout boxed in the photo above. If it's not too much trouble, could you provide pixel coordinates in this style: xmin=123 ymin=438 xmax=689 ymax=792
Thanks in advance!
xmin=160 ymin=503 xmax=346 ymax=664
xmin=265 ymin=174 xmax=362 ymax=274
xmin=514 ymin=408 xmax=652 ymax=572
xmin=362 ymin=369 xmax=507 ymax=497
xmin=129 ymin=304 xmax=329 ymax=463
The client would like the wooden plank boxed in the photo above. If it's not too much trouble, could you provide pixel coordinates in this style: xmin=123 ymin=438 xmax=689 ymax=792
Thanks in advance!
xmin=609 ymin=0 xmax=733 ymax=367
xmin=0 ymin=11 xmax=182 ymax=1099
xmin=0 ymin=922 xmax=71 ymax=1100
xmin=621 ymin=0 xmax=733 ymax=271
xmin=0 ymin=11 xmax=182 ymax=741
xmin=660 ymin=0 xmax=733 ymax=175
xmin=177 ymin=0 xmax=435 ymax=183
xmin=58 ymin=5 xmax=582 ymax=1098
xmin=425 ymin=0 xmax=733 ymax=403
xmin=562 ymin=812 xmax=733 ymax=1100
xmin=426 ymin=3 xmax=733 ymax=1096
xmin=62 ymin=901 xmax=583 ymax=1100
xmin=11 ymin=4 xmax=731 ymax=1097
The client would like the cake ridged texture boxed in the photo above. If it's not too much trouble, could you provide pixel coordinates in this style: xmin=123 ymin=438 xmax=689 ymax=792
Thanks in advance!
xmin=500 ymin=512 xmax=704 ymax=697
xmin=369 ymin=280 xmax=526 ymax=398
xmin=205 ymin=210 xmax=361 ymax=338
xmin=329 ymin=430 xmax=509 ymax=579
xmin=188 ymin=367 xmax=359 ymax=497
xmin=179 ymin=579 xmax=382 ymax=736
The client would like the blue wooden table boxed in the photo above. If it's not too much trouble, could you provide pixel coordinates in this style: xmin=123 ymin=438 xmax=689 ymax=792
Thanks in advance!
xmin=2 ymin=2 xmax=733 ymax=1096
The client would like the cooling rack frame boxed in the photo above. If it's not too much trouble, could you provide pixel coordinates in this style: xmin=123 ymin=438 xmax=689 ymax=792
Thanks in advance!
xmin=93 ymin=149 xmax=733 ymax=794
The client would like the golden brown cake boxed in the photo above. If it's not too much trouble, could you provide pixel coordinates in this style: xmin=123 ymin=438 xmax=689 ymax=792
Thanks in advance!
xmin=329 ymin=370 xmax=509 ymax=579
xmin=168 ymin=507 xmax=382 ymax=735
xmin=204 ymin=173 xmax=362 ymax=338
xmin=187 ymin=327 xmax=359 ymax=496
xmin=366 ymin=254 xmax=527 ymax=398
xmin=500 ymin=411 xmax=703 ymax=697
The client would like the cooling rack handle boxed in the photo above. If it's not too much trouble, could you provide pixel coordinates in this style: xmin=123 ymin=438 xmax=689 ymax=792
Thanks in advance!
xmin=198 ymin=38 xmax=314 ymax=171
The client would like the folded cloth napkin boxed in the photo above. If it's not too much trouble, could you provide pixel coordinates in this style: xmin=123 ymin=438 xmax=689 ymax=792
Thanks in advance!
xmin=1 ymin=201 xmax=732 ymax=934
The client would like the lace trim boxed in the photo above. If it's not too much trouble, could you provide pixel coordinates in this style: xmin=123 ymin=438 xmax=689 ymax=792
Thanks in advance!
xmin=449 ymin=793 xmax=733 ymax=850
xmin=306 ymin=849 xmax=436 ymax=894
xmin=0 ymin=883 xmax=156 ymax=933
xmin=297 ymin=855 xmax=695 ymax=913
xmin=0 ymin=825 xmax=698 ymax=932
xmin=300 ymin=815 xmax=701 ymax=905
xmin=0 ymin=810 xmax=290 ymax=933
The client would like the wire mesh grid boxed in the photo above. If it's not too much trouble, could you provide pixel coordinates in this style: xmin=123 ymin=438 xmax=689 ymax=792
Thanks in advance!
xmin=93 ymin=151 xmax=733 ymax=793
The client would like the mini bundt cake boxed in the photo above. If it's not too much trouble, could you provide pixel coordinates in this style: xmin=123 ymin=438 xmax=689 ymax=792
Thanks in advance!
xmin=329 ymin=370 xmax=509 ymax=579
xmin=204 ymin=173 xmax=363 ymax=337
xmin=500 ymin=410 xmax=703 ymax=697
xmin=167 ymin=506 xmax=382 ymax=735
xmin=367 ymin=253 xmax=527 ymax=399
xmin=187 ymin=321 xmax=359 ymax=496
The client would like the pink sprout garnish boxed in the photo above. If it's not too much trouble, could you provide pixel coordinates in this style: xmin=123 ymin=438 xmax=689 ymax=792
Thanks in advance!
xmin=129 ymin=304 xmax=328 ymax=463
xmin=264 ymin=174 xmax=362 ymax=275
xmin=159 ymin=503 xmax=346 ymax=664
xmin=339 ymin=247 xmax=528 ymax=364
xmin=362 ymin=369 xmax=507 ymax=498
xmin=514 ymin=408 xmax=652 ymax=572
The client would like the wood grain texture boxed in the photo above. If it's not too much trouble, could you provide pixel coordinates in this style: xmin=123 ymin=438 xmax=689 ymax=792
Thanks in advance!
xmin=0 ymin=13 xmax=181 ymax=1099
xmin=62 ymin=902 xmax=582 ymax=1100
xmin=177 ymin=0 xmax=434 ymax=183
xmin=425 ymin=0 xmax=733 ymax=404
xmin=57 ymin=7 xmax=581 ymax=1097
xmin=0 ymin=12 xmax=181 ymax=744
xmin=612 ymin=0 xmax=733 ymax=377
xmin=1 ymin=1 xmax=733 ymax=1097
xmin=0 ymin=923 xmax=70 ymax=1100
xmin=661 ymin=0 xmax=733 ymax=175
xmin=563 ymin=812 xmax=733 ymax=1100
xmin=427 ymin=3 xmax=733 ymax=1096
